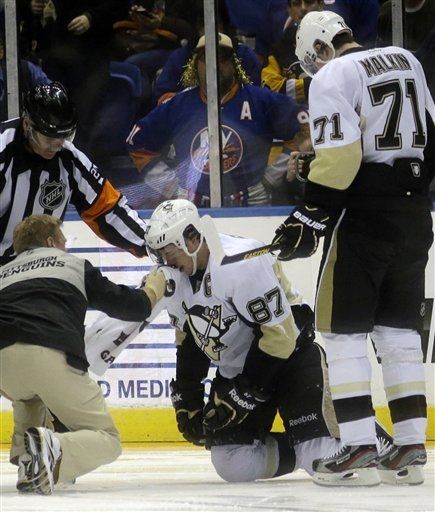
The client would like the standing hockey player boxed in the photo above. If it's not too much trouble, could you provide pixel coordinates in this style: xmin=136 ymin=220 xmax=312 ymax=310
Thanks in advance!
xmin=0 ymin=82 xmax=148 ymax=266
xmin=0 ymin=214 xmax=167 ymax=494
xmin=143 ymin=198 xmax=344 ymax=482
xmin=272 ymin=11 xmax=434 ymax=485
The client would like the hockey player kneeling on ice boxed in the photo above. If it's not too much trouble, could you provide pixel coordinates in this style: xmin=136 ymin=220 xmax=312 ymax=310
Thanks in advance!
xmin=142 ymin=199 xmax=390 ymax=484
xmin=0 ymin=215 xmax=167 ymax=495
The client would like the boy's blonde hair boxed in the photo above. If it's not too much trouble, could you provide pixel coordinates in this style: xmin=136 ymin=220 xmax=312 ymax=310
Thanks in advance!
xmin=13 ymin=214 xmax=62 ymax=254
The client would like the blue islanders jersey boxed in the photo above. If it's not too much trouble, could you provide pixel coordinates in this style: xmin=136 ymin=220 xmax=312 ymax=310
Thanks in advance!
xmin=127 ymin=84 xmax=305 ymax=198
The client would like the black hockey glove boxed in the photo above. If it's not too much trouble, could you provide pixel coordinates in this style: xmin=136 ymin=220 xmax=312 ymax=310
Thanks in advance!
xmin=202 ymin=375 xmax=268 ymax=432
xmin=170 ymin=379 xmax=205 ymax=446
xmin=272 ymin=205 xmax=330 ymax=261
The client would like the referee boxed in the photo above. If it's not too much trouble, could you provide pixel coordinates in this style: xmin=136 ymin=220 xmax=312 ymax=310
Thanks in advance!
xmin=0 ymin=81 xmax=148 ymax=265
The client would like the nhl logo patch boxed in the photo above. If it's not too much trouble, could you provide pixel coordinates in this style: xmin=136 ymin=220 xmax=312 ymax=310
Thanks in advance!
xmin=39 ymin=179 xmax=66 ymax=210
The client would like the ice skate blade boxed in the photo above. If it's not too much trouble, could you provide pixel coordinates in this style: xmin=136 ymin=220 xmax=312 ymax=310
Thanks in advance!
xmin=313 ymin=467 xmax=381 ymax=487
xmin=379 ymin=465 xmax=424 ymax=485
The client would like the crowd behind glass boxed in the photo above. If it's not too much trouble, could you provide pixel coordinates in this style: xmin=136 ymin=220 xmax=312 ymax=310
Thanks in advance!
xmin=1 ymin=0 xmax=434 ymax=207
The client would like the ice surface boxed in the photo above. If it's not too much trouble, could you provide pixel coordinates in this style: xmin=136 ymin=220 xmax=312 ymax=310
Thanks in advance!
xmin=1 ymin=445 xmax=434 ymax=512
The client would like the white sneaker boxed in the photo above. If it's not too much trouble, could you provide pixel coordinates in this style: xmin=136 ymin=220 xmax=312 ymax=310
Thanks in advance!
xmin=17 ymin=453 xmax=35 ymax=493
xmin=22 ymin=427 xmax=62 ymax=495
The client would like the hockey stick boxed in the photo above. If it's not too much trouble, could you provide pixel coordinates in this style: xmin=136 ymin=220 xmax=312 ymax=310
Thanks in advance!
xmin=200 ymin=215 xmax=281 ymax=266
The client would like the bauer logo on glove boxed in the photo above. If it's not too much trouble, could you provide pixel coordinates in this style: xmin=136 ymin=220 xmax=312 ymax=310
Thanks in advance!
xmin=292 ymin=208 xmax=328 ymax=232
xmin=272 ymin=205 xmax=330 ymax=261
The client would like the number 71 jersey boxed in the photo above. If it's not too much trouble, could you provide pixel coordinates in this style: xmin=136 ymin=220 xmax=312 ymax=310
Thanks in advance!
xmin=308 ymin=45 xmax=435 ymax=171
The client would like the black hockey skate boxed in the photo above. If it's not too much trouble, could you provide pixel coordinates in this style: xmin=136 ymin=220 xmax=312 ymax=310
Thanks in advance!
xmin=375 ymin=419 xmax=394 ymax=457
xmin=378 ymin=444 xmax=426 ymax=485
xmin=312 ymin=444 xmax=380 ymax=487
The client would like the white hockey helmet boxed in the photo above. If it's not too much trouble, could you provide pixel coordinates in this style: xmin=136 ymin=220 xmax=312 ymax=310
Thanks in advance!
xmin=145 ymin=199 xmax=204 ymax=264
xmin=295 ymin=11 xmax=352 ymax=76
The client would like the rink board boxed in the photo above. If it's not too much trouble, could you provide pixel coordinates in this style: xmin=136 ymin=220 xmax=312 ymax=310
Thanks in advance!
xmin=1 ymin=208 xmax=434 ymax=443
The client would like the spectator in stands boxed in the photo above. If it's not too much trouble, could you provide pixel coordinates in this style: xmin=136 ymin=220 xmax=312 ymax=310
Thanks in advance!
xmin=0 ymin=214 xmax=165 ymax=495
xmin=152 ymin=2 xmax=262 ymax=105
xmin=153 ymin=33 xmax=262 ymax=105
xmin=326 ymin=0 xmax=379 ymax=47
xmin=0 ymin=31 xmax=51 ymax=121
xmin=223 ymin=0 xmax=289 ymax=64
xmin=19 ymin=0 xmax=130 ymax=165
xmin=416 ymin=27 xmax=435 ymax=98
xmin=126 ymin=33 xmax=309 ymax=208
xmin=288 ymin=0 xmax=304 ymax=21
xmin=113 ymin=1 xmax=198 ymax=113
xmin=261 ymin=1 xmax=322 ymax=205
xmin=261 ymin=1 xmax=323 ymax=104
xmin=378 ymin=0 xmax=435 ymax=52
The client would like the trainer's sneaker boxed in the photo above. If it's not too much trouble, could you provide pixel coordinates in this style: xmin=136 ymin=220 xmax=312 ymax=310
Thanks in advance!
xmin=21 ymin=427 xmax=62 ymax=495
xmin=16 ymin=454 xmax=35 ymax=493
xmin=378 ymin=444 xmax=426 ymax=485
xmin=312 ymin=444 xmax=380 ymax=487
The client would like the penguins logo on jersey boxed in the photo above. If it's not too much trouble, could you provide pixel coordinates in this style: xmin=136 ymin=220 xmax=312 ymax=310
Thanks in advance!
xmin=39 ymin=179 xmax=66 ymax=210
xmin=191 ymin=125 xmax=243 ymax=175
xmin=183 ymin=302 xmax=236 ymax=361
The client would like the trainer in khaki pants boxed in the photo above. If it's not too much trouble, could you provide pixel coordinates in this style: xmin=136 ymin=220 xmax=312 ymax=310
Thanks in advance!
xmin=0 ymin=214 xmax=168 ymax=493
xmin=1 ymin=343 xmax=121 ymax=482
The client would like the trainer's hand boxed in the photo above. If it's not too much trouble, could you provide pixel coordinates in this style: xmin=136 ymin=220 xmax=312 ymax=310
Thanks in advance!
xmin=143 ymin=268 xmax=166 ymax=306
xmin=203 ymin=376 xmax=268 ymax=432
xmin=272 ymin=205 xmax=329 ymax=261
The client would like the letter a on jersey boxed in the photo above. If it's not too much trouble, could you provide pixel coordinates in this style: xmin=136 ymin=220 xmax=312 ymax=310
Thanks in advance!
xmin=240 ymin=101 xmax=252 ymax=120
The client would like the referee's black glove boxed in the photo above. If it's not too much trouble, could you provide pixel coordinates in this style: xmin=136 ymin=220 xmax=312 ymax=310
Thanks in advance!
xmin=272 ymin=205 xmax=330 ymax=261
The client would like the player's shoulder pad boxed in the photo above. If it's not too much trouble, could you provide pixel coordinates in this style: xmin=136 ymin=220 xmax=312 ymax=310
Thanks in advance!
xmin=210 ymin=233 xmax=275 ymax=277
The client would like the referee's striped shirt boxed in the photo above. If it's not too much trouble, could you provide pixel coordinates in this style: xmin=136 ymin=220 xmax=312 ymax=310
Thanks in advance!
xmin=0 ymin=118 xmax=148 ymax=265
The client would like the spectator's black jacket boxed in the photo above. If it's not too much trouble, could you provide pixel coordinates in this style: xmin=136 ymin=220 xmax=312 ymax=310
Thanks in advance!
xmin=0 ymin=247 xmax=151 ymax=370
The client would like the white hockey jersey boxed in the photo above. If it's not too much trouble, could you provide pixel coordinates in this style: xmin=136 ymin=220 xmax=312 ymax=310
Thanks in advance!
xmin=161 ymin=234 xmax=301 ymax=379
xmin=307 ymin=46 xmax=435 ymax=191
xmin=85 ymin=235 xmax=303 ymax=377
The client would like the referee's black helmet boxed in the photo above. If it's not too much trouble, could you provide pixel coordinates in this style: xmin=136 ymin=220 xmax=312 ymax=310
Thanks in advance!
xmin=23 ymin=82 xmax=77 ymax=139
